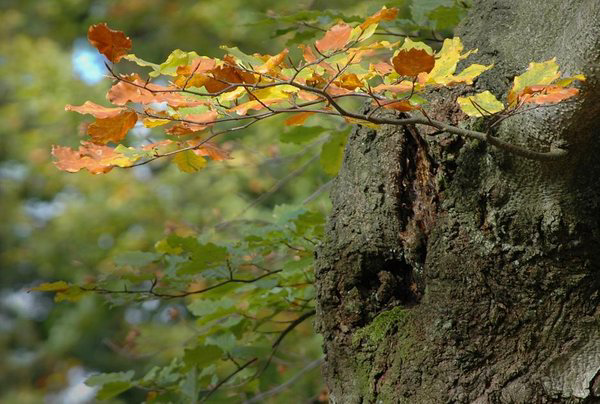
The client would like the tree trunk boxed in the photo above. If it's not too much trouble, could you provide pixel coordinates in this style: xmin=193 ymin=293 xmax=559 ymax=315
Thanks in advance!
xmin=315 ymin=0 xmax=600 ymax=402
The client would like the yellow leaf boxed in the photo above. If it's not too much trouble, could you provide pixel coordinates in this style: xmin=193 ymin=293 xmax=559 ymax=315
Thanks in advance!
xmin=426 ymin=37 xmax=477 ymax=85
xmin=344 ymin=116 xmax=380 ymax=129
xmin=142 ymin=117 xmax=171 ymax=128
xmin=508 ymin=59 xmax=560 ymax=105
xmin=457 ymin=91 xmax=505 ymax=117
xmin=400 ymin=37 xmax=434 ymax=55
xmin=174 ymin=150 xmax=206 ymax=173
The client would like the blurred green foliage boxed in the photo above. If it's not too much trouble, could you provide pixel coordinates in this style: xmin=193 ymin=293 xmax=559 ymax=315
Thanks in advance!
xmin=0 ymin=0 xmax=467 ymax=402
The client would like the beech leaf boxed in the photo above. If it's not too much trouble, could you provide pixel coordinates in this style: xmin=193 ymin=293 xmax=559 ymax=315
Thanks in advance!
xmin=174 ymin=150 xmax=206 ymax=173
xmin=392 ymin=48 xmax=435 ymax=76
xmin=87 ymin=110 xmax=137 ymax=144
xmin=315 ymin=23 xmax=352 ymax=52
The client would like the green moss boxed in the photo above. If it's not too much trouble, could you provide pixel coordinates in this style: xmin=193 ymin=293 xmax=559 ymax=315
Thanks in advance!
xmin=352 ymin=306 xmax=410 ymax=347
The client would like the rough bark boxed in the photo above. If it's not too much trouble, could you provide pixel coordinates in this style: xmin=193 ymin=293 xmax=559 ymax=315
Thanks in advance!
xmin=315 ymin=0 xmax=600 ymax=402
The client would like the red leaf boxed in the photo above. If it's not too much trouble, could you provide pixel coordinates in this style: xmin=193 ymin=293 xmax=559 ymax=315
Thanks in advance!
xmin=284 ymin=112 xmax=316 ymax=126
xmin=87 ymin=23 xmax=132 ymax=63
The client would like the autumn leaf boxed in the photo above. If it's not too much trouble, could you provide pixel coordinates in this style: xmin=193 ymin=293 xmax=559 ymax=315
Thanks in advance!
xmin=186 ymin=140 xmax=231 ymax=161
xmin=256 ymin=49 xmax=289 ymax=74
xmin=377 ymin=100 xmax=422 ymax=112
xmin=31 ymin=281 xmax=70 ymax=292
xmin=520 ymin=85 xmax=579 ymax=104
xmin=52 ymin=142 xmax=137 ymax=174
xmin=335 ymin=73 xmax=363 ymax=90
xmin=315 ymin=23 xmax=352 ymax=52
xmin=203 ymin=55 xmax=256 ymax=93
xmin=285 ymin=111 xmax=316 ymax=126
xmin=87 ymin=23 xmax=132 ymax=63
xmin=508 ymin=59 xmax=560 ymax=105
xmin=174 ymin=150 xmax=206 ymax=173
xmin=107 ymin=74 xmax=207 ymax=107
xmin=360 ymin=7 xmax=398 ymax=30
xmin=372 ymin=61 xmax=394 ymax=75
xmin=87 ymin=110 xmax=137 ymax=144
xmin=392 ymin=48 xmax=435 ymax=76
xmin=65 ymin=101 xmax=127 ymax=119
xmin=457 ymin=91 xmax=505 ymax=117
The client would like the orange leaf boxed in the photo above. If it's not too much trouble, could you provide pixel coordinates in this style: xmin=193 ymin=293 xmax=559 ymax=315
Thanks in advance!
xmin=519 ymin=85 xmax=579 ymax=104
xmin=87 ymin=110 xmax=137 ymax=144
xmin=87 ymin=23 xmax=132 ymax=63
xmin=392 ymin=48 xmax=435 ymax=76
xmin=108 ymin=74 xmax=207 ymax=107
xmin=360 ymin=7 xmax=398 ymax=30
xmin=174 ymin=58 xmax=217 ymax=88
xmin=336 ymin=73 xmax=363 ymax=90
xmin=372 ymin=82 xmax=415 ymax=94
xmin=285 ymin=111 xmax=316 ymax=126
xmin=257 ymin=49 xmax=289 ymax=74
xmin=315 ymin=23 xmax=352 ymax=52
xmin=65 ymin=101 xmax=126 ymax=119
xmin=52 ymin=142 xmax=129 ymax=174
xmin=377 ymin=100 xmax=421 ymax=112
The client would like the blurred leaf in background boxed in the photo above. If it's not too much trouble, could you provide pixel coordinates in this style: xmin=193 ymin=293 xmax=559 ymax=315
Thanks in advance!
xmin=0 ymin=0 xmax=467 ymax=402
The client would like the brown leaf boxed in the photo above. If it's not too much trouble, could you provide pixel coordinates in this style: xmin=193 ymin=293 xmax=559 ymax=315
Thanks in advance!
xmin=87 ymin=23 xmax=132 ymax=63
xmin=87 ymin=110 xmax=137 ymax=144
xmin=187 ymin=139 xmax=231 ymax=161
xmin=360 ymin=7 xmax=398 ymax=30
xmin=166 ymin=111 xmax=218 ymax=135
xmin=204 ymin=55 xmax=256 ymax=93
xmin=65 ymin=101 xmax=126 ymax=119
xmin=315 ymin=23 xmax=352 ymax=52
xmin=392 ymin=48 xmax=435 ymax=76
xmin=174 ymin=58 xmax=217 ymax=88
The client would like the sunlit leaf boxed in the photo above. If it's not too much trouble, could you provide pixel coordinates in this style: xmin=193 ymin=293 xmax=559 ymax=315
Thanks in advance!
xmin=508 ymin=59 xmax=560 ymax=105
xmin=87 ymin=23 xmax=132 ymax=63
xmin=520 ymin=85 xmax=579 ymax=104
xmin=359 ymin=6 xmax=398 ymax=30
xmin=284 ymin=111 xmax=317 ymax=126
xmin=457 ymin=91 xmax=505 ymax=117
xmin=52 ymin=142 xmax=138 ymax=174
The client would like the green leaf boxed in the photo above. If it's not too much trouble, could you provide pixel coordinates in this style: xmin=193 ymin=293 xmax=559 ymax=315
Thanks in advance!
xmin=96 ymin=382 xmax=133 ymax=400
xmin=174 ymin=150 xmax=206 ymax=173
xmin=187 ymin=297 xmax=235 ymax=317
xmin=113 ymin=251 xmax=161 ymax=267
xmin=86 ymin=370 xmax=134 ymax=386
xmin=457 ymin=91 xmax=505 ymax=117
xmin=427 ymin=5 xmax=466 ymax=31
xmin=123 ymin=54 xmax=160 ymax=70
xmin=320 ymin=129 xmax=351 ymax=175
xmin=177 ymin=242 xmax=229 ymax=275
xmin=31 ymin=281 xmax=69 ymax=292
xmin=153 ymin=49 xmax=200 ymax=77
xmin=280 ymin=126 xmax=327 ymax=144
xmin=183 ymin=344 xmax=223 ymax=368
xmin=220 ymin=46 xmax=264 ymax=67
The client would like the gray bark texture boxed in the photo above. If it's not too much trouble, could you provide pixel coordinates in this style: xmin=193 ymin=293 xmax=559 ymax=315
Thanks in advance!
xmin=314 ymin=0 xmax=600 ymax=402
